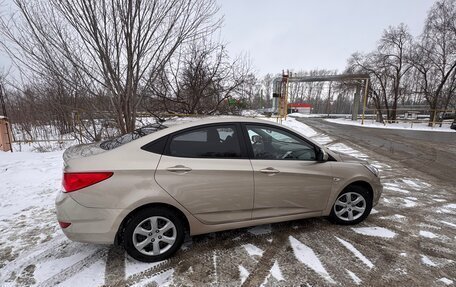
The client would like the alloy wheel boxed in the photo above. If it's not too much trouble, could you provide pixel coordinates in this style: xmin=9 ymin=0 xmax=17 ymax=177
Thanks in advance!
xmin=132 ymin=216 xmax=177 ymax=256
xmin=333 ymin=192 xmax=366 ymax=221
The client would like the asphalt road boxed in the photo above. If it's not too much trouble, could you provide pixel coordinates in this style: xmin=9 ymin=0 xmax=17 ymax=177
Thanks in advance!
xmin=298 ymin=118 xmax=456 ymax=185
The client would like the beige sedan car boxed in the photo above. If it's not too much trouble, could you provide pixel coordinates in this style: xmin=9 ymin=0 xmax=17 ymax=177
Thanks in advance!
xmin=56 ymin=117 xmax=382 ymax=262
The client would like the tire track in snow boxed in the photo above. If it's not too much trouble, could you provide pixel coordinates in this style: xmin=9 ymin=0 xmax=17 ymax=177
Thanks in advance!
xmin=38 ymin=248 xmax=108 ymax=287
xmin=104 ymin=246 xmax=126 ymax=286
xmin=240 ymin=228 xmax=287 ymax=287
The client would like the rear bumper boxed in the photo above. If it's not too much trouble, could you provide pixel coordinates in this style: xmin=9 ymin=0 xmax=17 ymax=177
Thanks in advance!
xmin=55 ymin=192 xmax=124 ymax=244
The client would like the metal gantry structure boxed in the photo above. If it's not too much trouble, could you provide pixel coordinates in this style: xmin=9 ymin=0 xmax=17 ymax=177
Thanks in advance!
xmin=272 ymin=71 xmax=370 ymax=124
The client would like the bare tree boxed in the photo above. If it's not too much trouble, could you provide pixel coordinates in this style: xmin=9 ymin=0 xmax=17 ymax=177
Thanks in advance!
xmin=411 ymin=0 xmax=456 ymax=125
xmin=346 ymin=24 xmax=413 ymax=122
xmin=347 ymin=52 xmax=389 ymax=122
xmin=378 ymin=24 xmax=413 ymax=121
xmin=147 ymin=38 xmax=251 ymax=115
xmin=0 ymin=0 xmax=221 ymax=133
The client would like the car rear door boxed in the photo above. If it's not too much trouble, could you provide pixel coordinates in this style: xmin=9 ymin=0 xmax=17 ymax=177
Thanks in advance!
xmin=154 ymin=123 xmax=254 ymax=224
xmin=243 ymin=124 xmax=334 ymax=219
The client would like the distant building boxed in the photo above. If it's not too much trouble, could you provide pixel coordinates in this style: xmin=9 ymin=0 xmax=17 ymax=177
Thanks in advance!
xmin=288 ymin=103 xmax=312 ymax=114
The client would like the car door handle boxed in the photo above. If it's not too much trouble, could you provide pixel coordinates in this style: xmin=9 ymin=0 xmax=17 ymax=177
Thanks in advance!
xmin=167 ymin=165 xmax=192 ymax=172
xmin=260 ymin=167 xmax=280 ymax=175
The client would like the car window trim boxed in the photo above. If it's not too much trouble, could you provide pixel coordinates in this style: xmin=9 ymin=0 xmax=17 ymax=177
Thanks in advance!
xmin=240 ymin=123 xmax=320 ymax=161
xmin=163 ymin=122 xmax=249 ymax=159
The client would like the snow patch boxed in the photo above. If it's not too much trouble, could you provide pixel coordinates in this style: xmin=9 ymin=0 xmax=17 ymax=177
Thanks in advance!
xmin=270 ymin=260 xmax=284 ymax=281
xmin=441 ymin=221 xmax=456 ymax=228
xmin=438 ymin=278 xmax=454 ymax=285
xmin=336 ymin=237 xmax=374 ymax=269
xmin=125 ymin=256 xmax=162 ymax=277
xmin=130 ymin=268 xmax=174 ymax=287
xmin=421 ymin=255 xmax=437 ymax=267
xmin=346 ymin=269 xmax=362 ymax=285
xmin=380 ymin=214 xmax=406 ymax=221
xmin=34 ymin=251 xmax=94 ymax=283
xmin=56 ymin=259 xmax=105 ymax=287
xmin=325 ymin=118 xmax=455 ymax=133
xmin=384 ymin=186 xmax=410 ymax=194
xmin=239 ymin=265 xmax=249 ymax=285
xmin=289 ymin=236 xmax=335 ymax=283
xmin=243 ymin=244 xmax=264 ymax=257
xmin=261 ymin=260 xmax=285 ymax=286
xmin=419 ymin=230 xmax=438 ymax=239
xmin=402 ymin=198 xmax=417 ymax=208
xmin=352 ymin=227 xmax=396 ymax=238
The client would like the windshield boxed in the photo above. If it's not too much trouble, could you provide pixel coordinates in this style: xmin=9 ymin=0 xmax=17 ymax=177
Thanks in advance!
xmin=100 ymin=123 xmax=167 ymax=150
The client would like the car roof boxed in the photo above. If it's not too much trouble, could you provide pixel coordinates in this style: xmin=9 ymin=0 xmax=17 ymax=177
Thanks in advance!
xmin=117 ymin=116 xmax=290 ymax=149
xmin=165 ymin=116 xmax=281 ymax=126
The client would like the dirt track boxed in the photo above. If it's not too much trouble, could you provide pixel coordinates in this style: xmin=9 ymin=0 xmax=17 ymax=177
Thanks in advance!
xmin=1 ymin=119 xmax=455 ymax=286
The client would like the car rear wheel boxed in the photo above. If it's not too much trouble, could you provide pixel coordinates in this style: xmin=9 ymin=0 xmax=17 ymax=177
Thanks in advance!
xmin=329 ymin=186 xmax=372 ymax=225
xmin=123 ymin=208 xmax=185 ymax=262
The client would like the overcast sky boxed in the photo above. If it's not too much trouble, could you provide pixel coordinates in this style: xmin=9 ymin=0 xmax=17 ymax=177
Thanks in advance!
xmin=0 ymin=0 xmax=435 ymax=77
xmin=217 ymin=0 xmax=435 ymax=76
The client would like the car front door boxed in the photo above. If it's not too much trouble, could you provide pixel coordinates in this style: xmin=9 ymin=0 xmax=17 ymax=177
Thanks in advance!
xmin=244 ymin=124 xmax=334 ymax=219
xmin=154 ymin=124 xmax=254 ymax=224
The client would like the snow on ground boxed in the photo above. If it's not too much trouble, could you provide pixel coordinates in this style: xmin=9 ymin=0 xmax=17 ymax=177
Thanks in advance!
xmin=289 ymin=236 xmax=335 ymax=284
xmin=420 ymin=230 xmax=438 ymax=239
xmin=269 ymin=261 xmax=284 ymax=281
xmin=242 ymin=243 xmax=264 ymax=258
xmin=326 ymin=118 xmax=455 ymax=132
xmin=260 ymin=260 xmax=284 ymax=286
xmin=336 ymin=237 xmax=374 ymax=269
xmin=345 ymin=269 xmax=362 ymax=285
xmin=438 ymin=278 xmax=454 ymax=285
xmin=422 ymin=255 xmax=438 ymax=267
xmin=0 ymin=151 xmax=63 ymax=220
xmin=351 ymin=227 xmax=397 ymax=238
xmin=238 ymin=265 xmax=249 ymax=285
xmin=130 ymin=268 xmax=174 ymax=287
xmin=1 ymin=115 xmax=456 ymax=286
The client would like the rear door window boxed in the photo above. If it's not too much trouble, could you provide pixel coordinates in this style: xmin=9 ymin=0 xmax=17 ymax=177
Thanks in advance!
xmin=168 ymin=125 xmax=241 ymax=158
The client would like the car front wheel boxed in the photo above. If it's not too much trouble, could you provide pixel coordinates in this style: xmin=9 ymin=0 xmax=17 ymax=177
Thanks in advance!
xmin=123 ymin=207 xmax=185 ymax=262
xmin=329 ymin=186 xmax=372 ymax=225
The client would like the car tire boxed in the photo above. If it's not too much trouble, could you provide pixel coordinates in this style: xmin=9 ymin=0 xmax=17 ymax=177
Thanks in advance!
xmin=123 ymin=207 xmax=185 ymax=262
xmin=329 ymin=185 xmax=372 ymax=225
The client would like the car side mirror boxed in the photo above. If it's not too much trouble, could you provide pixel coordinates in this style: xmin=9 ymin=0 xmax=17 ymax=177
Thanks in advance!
xmin=317 ymin=148 xmax=329 ymax=162
xmin=252 ymin=135 xmax=262 ymax=143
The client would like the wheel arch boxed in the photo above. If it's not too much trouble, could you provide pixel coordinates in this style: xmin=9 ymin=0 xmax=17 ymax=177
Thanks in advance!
xmin=342 ymin=180 xmax=374 ymax=199
xmin=115 ymin=202 xmax=190 ymax=245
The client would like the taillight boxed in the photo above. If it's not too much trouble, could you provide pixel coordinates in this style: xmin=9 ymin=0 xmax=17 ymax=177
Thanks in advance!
xmin=59 ymin=221 xmax=71 ymax=228
xmin=62 ymin=172 xmax=113 ymax=193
